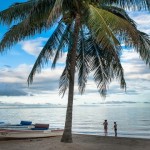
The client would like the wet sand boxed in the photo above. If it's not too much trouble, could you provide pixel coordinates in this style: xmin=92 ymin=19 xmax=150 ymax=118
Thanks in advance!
xmin=0 ymin=134 xmax=150 ymax=150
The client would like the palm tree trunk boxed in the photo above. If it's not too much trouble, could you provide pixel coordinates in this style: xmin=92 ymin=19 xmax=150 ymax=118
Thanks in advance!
xmin=61 ymin=14 xmax=80 ymax=143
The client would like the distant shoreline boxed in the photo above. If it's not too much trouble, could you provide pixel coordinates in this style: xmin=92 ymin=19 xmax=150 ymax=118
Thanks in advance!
xmin=0 ymin=101 xmax=150 ymax=107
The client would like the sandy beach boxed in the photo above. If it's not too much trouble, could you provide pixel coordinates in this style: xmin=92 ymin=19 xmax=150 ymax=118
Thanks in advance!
xmin=0 ymin=134 xmax=150 ymax=150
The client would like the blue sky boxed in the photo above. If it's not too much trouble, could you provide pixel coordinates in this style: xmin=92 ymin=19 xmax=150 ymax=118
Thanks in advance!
xmin=0 ymin=1 xmax=150 ymax=104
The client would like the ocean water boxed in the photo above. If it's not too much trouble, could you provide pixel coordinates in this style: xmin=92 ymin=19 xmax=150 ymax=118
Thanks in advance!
xmin=0 ymin=103 xmax=150 ymax=139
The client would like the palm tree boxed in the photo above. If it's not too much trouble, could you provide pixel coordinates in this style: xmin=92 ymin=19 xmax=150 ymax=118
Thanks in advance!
xmin=0 ymin=0 xmax=150 ymax=143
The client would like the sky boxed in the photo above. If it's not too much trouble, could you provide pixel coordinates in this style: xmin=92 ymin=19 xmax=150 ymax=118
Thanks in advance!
xmin=0 ymin=1 xmax=150 ymax=105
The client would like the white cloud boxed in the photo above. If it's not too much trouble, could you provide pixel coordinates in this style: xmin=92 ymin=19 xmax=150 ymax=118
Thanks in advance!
xmin=0 ymin=64 xmax=31 ymax=83
xmin=20 ymin=37 xmax=67 ymax=65
xmin=121 ymin=51 xmax=150 ymax=80
xmin=20 ymin=37 xmax=48 ymax=56
xmin=128 ymin=11 xmax=150 ymax=34
xmin=56 ymin=52 xmax=67 ymax=64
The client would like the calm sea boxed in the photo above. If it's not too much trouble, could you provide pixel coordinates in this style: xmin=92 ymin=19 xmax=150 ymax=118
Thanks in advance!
xmin=0 ymin=103 xmax=150 ymax=139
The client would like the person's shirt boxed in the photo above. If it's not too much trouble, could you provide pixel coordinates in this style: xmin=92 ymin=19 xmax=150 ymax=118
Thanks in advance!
xmin=103 ymin=122 xmax=108 ymax=128
xmin=114 ymin=124 xmax=117 ymax=130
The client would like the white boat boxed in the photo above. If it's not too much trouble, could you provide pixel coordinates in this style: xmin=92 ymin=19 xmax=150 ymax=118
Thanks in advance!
xmin=0 ymin=122 xmax=64 ymax=139
xmin=0 ymin=121 xmax=34 ymax=130
xmin=0 ymin=124 xmax=35 ymax=130
xmin=0 ymin=128 xmax=64 ymax=139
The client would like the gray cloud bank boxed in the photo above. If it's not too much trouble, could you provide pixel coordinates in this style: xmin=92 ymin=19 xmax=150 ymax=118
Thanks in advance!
xmin=0 ymin=83 xmax=27 ymax=96
xmin=0 ymin=64 xmax=62 ymax=96
xmin=0 ymin=50 xmax=150 ymax=98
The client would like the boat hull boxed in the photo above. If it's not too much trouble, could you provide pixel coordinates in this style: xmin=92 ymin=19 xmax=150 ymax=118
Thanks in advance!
xmin=0 ymin=129 xmax=63 ymax=139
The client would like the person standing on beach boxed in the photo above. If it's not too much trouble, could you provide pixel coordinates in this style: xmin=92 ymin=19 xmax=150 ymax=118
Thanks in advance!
xmin=103 ymin=120 xmax=108 ymax=136
xmin=114 ymin=122 xmax=117 ymax=137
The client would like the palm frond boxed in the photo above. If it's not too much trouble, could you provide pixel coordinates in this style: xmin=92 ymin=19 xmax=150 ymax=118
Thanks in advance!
xmin=59 ymin=54 xmax=71 ymax=97
xmin=0 ymin=2 xmax=61 ymax=53
xmin=87 ymin=5 xmax=140 ymax=47
xmin=52 ymin=24 xmax=71 ymax=68
xmin=59 ymin=33 xmax=73 ymax=96
xmin=87 ymin=37 xmax=126 ymax=96
xmin=91 ymin=44 xmax=111 ymax=96
xmin=0 ymin=1 xmax=35 ymax=25
xmin=0 ymin=20 xmax=46 ymax=52
xmin=137 ymin=31 xmax=150 ymax=66
xmin=47 ymin=0 xmax=63 ymax=27
xmin=86 ymin=4 xmax=150 ymax=66
xmin=87 ymin=5 xmax=121 ymax=51
xmin=24 ymin=0 xmax=57 ymax=27
xmin=59 ymin=67 xmax=70 ymax=97
xmin=76 ymin=27 xmax=90 ymax=94
xmin=102 ymin=6 xmax=136 ymax=27
xmin=27 ymin=22 xmax=66 ymax=84
xmin=97 ymin=6 xmax=150 ymax=66
xmin=101 ymin=0 xmax=150 ymax=11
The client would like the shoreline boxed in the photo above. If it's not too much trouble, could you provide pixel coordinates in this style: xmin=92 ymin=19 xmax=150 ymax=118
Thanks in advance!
xmin=75 ymin=132 xmax=150 ymax=139
xmin=0 ymin=134 xmax=150 ymax=150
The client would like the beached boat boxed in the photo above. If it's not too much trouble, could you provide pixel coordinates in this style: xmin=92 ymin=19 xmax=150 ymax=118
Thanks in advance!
xmin=0 ymin=121 xmax=34 ymax=130
xmin=0 ymin=121 xmax=64 ymax=139
xmin=0 ymin=128 xmax=64 ymax=139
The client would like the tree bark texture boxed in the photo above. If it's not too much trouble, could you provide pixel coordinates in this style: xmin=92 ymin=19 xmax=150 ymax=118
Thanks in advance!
xmin=61 ymin=14 xmax=80 ymax=143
